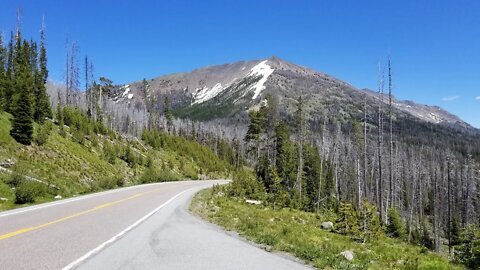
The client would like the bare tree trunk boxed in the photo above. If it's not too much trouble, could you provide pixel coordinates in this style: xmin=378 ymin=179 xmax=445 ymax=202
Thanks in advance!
xmin=15 ymin=8 xmax=23 ymax=38
xmin=433 ymin=165 xmax=440 ymax=252
xmin=65 ymin=37 xmax=70 ymax=106
xmin=357 ymin=158 xmax=361 ymax=208
xmin=295 ymin=97 xmax=305 ymax=200
xmin=447 ymin=156 xmax=452 ymax=255
xmin=418 ymin=156 xmax=424 ymax=222
xmin=388 ymin=57 xmax=394 ymax=213
xmin=408 ymin=156 xmax=418 ymax=243
xmin=377 ymin=62 xmax=384 ymax=224
xmin=85 ymin=56 xmax=89 ymax=116
xmin=364 ymin=94 xmax=368 ymax=201
xmin=333 ymin=123 xmax=341 ymax=200
xmin=317 ymin=116 xmax=326 ymax=212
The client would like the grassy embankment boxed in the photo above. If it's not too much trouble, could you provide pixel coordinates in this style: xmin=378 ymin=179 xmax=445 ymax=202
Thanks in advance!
xmin=0 ymin=111 xmax=229 ymax=211
xmin=191 ymin=187 xmax=464 ymax=270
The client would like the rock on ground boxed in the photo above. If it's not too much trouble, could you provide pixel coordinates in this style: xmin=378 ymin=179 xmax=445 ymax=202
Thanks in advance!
xmin=245 ymin=199 xmax=262 ymax=205
xmin=340 ymin=250 xmax=354 ymax=261
xmin=321 ymin=221 xmax=334 ymax=230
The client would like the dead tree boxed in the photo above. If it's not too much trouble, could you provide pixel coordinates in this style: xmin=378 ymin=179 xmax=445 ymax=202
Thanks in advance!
xmin=363 ymin=93 xmax=368 ymax=201
xmin=377 ymin=62 xmax=385 ymax=224
xmin=65 ymin=36 xmax=69 ymax=105
xmin=447 ymin=155 xmax=452 ymax=255
xmin=388 ymin=57 xmax=394 ymax=212
xmin=316 ymin=115 xmax=327 ymax=212
xmin=69 ymin=42 xmax=79 ymax=106
xmin=433 ymin=163 xmax=440 ymax=252
xmin=295 ymin=96 xmax=305 ymax=199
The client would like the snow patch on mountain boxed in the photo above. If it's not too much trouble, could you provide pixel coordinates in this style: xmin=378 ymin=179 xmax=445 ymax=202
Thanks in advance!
xmin=248 ymin=60 xmax=274 ymax=100
xmin=121 ymin=85 xmax=130 ymax=98
xmin=192 ymin=83 xmax=225 ymax=104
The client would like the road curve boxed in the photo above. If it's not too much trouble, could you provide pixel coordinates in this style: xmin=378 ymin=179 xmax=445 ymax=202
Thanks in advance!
xmin=0 ymin=180 xmax=310 ymax=270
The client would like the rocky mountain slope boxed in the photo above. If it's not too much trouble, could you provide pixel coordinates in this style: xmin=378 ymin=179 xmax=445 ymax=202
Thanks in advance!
xmin=112 ymin=56 xmax=474 ymax=134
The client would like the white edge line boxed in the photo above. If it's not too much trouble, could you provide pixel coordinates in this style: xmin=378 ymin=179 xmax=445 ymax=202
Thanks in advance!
xmin=0 ymin=181 xmax=187 ymax=218
xmin=62 ymin=188 xmax=194 ymax=270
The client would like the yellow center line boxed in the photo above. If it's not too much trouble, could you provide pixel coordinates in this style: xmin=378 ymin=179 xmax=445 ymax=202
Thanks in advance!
xmin=0 ymin=188 xmax=162 ymax=241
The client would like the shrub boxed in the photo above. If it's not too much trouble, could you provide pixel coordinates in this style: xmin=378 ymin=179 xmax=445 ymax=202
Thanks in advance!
xmin=181 ymin=162 xmax=198 ymax=180
xmin=71 ymin=128 xmax=85 ymax=145
xmin=97 ymin=177 xmax=117 ymax=190
xmin=121 ymin=144 xmax=138 ymax=167
xmin=267 ymin=166 xmax=290 ymax=208
xmin=115 ymin=175 xmax=126 ymax=187
xmin=139 ymin=165 xmax=182 ymax=184
xmin=157 ymin=170 xmax=181 ymax=182
xmin=103 ymin=141 xmax=117 ymax=164
xmin=34 ymin=121 xmax=53 ymax=146
xmin=420 ymin=219 xmax=434 ymax=250
xmin=387 ymin=208 xmax=405 ymax=238
xmin=227 ymin=169 xmax=266 ymax=200
xmin=15 ymin=181 xmax=46 ymax=204
xmin=358 ymin=200 xmax=381 ymax=242
xmin=6 ymin=164 xmax=29 ymax=187
xmin=7 ymin=171 xmax=25 ymax=187
xmin=91 ymin=134 xmax=99 ymax=147
xmin=335 ymin=202 xmax=359 ymax=237
xmin=455 ymin=225 xmax=480 ymax=269
xmin=139 ymin=166 xmax=159 ymax=184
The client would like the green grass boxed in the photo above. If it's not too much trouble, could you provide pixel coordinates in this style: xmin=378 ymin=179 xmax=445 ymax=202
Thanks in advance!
xmin=191 ymin=188 xmax=465 ymax=270
xmin=0 ymin=111 xmax=229 ymax=211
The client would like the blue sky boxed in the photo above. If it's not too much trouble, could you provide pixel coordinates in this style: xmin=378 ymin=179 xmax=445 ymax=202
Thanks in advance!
xmin=1 ymin=0 xmax=479 ymax=127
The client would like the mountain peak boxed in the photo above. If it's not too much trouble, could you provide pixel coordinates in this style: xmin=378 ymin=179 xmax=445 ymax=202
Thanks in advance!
xmin=266 ymin=55 xmax=284 ymax=63
xmin=110 ymin=57 xmax=474 ymax=132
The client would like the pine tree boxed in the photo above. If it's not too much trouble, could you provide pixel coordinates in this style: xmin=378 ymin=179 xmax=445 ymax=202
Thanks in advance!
xmin=454 ymin=225 xmax=480 ymax=269
xmin=387 ymin=208 xmax=404 ymax=238
xmin=10 ymin=38 xmax=34 ymax=145
xmin=303 ymin=144 xmax=321 ymax=210
xmin=269 ymin=166 xmax=288 ymax=209
xmin=10 ymin=86 xmax=33 ymax=145
xmin=275 ymin=122 xmax=294 ymax=190
xmin=56 ymin=102 xmax=63 ymax=125
xmin=358 ymin=200 xmax=381 ymax=243
xmin=245 ymin=110 xmax=264 ymax=141
xmin=245 ymin=109 xmax=266 ymax=161
xmin=336 ymin=202 xmax=360 ymax=237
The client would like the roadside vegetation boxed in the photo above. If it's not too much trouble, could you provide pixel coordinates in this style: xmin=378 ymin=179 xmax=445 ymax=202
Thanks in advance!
xmin=192 ymin=92 xmax=480 ymax=269
xmin=0 ymin=109 xmax=231 ymax=211
xmin=191 ymin=170 xmax=477 ymax=269
xmin=0 ymin=16 xmax=237 ymax=211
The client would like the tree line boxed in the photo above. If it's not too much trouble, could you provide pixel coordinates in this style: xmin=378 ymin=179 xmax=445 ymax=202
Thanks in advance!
xmin=242 ymin=62 xmax=479 ymax=265
xmin=0 ymin=21 xmax=52 ymax=145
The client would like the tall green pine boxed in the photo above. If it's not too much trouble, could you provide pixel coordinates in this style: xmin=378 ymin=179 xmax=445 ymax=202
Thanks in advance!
xmin=10 ymin=38 xmax=34 ymax=145
xmin=275 ymin=122 xmax=295 ymax=191
xmin=10 ymin=88 xmax=34 ymax=145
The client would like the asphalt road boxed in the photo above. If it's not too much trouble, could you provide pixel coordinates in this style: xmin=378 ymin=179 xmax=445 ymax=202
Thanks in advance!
xmin=0 ymin=180 xmax=310 ymax=270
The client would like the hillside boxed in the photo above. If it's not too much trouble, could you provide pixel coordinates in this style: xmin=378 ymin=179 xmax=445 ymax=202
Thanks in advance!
xmin=100 ymin=57 xmax=480 ymax=164
xmin=0 ymin=110 xmax=230 ymax=211
xmin=112 ymin=57 xmax=475 ymax=130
